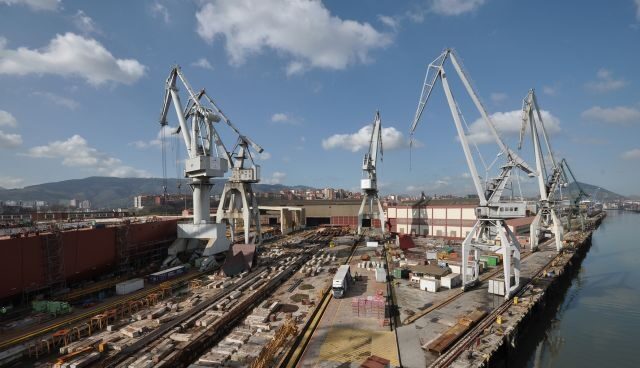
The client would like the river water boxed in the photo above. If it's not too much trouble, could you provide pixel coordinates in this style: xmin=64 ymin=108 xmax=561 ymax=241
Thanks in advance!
xmin=523 ymin=211 xmax=640 ymax=368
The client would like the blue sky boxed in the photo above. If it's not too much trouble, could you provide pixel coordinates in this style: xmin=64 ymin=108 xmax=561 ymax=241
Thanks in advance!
xmin=0 ymin=0 xmax=639 ymax=196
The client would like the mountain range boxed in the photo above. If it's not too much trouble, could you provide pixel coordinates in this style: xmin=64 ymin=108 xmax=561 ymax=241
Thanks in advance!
xmin=0 ymin=177 xmax=313 ymax=209
xmin=0 ymin=177 xmax=627 ymax=210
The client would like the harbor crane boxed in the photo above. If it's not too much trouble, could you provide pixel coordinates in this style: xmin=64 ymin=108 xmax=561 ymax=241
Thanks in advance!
xmin=358 ymin=111 xmax=386 ymax=236
xmin=206 ymin=91 xmax=265 ymax=245
xmin=519 ymin=89 xmax=565 ymax=251
xmin=559 ymin=158 xmax=589 ymax=231
xmin=159 ymin=66 xmax=231 ymax=271
xmin=410 ymin=49 xmax=536 ymax=299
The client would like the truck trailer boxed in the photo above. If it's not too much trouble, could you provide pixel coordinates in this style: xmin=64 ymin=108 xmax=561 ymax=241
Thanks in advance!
xmin=332 ymin=265 xmax=352 ymax=298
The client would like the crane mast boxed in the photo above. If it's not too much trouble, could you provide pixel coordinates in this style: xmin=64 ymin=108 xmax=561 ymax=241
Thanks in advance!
xmin=358 ymin=111 xmax=386 ymax=236
xmin=159 ymin=66 xmax=231 ymax=271
xmin=409 ymin=49 xmax=534 ymax=299
xmin=519 ymin=89 xmax=565 ymax=251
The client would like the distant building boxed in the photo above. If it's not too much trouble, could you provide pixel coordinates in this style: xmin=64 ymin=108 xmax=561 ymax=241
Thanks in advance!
xmin=133 ymin=195 xmax=155 ymax=209
xmin=78 ymin=200 xmax=91 ymax=209
xmin=323 ymin=188 xmax=335 ymax=200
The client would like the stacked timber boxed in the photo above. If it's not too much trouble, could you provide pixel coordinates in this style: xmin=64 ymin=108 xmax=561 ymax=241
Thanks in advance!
xmin=425 ymin=309 xmax=487 ymax=355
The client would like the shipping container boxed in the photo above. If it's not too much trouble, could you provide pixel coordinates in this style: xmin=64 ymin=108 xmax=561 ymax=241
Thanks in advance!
xmin=419 ymin=278 xmax=440 ymax=292
xmin=116 ymin=278 xmax=144 ymax=295
xmin=375 ymin=267 xmax=387 ymax=283
xmin=488 ymin=276 xmax=515 ymax=296
xmin=440 ymin=273 xmax=461 ymax=289
xmin=148 ymin=265 xmax=185 ymax=283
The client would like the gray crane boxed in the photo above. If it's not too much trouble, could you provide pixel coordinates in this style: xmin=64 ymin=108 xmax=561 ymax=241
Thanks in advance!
xmin=410 ymin=49 xmax=535 ymax=299
xmin=159 ymin=66 xmax=231 ymax=270
xmin=358 ymin=111 xmax=386 ymax=236
xmin=519 ymin=89 xmax=565 ymax=251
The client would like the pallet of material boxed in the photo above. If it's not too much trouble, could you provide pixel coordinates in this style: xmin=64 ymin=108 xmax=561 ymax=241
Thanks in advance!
xmin=169 ymin=333 xmax=192 ymax=342
xmin=151 ymin=341 xmax=174 ymax=363
xmin=120 ymin=326 xmax=143 ymax=338
xmin=225 ymin=334 xmax=248 ymax=346
xmin=153 ymin=312 xmax=177 ymax=326
xmin=425 ymin=309 xmax=488 ymax=355
xmin=196 ymin=314 xmax=218 ymax=327
xmin=210 ymin=346 xmax=235 ymax=356
xmin=147 ymin=305 xmax=167 ymax=319
xmin=219 ymin=341 xmax=242 ymax=353
xmin=197 ymin=351 xmax=229 ymax=365
xmin=69 ymin=351 xmax=101 ymax=368
xmin=128 ymin=353 xmax=153 ymax=368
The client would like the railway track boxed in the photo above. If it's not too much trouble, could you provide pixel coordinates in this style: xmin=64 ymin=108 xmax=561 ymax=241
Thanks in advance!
xmin=429 ymin=241 xmax=575 ymax=367
xmin=0 ymin=270 xmax=203 ymax=351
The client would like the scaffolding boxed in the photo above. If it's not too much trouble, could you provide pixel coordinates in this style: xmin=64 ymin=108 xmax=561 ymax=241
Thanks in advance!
xmin=115 ymin=223 xmax=131 ymax=274
xmin=42 ymin=230 xmax=65 ymax=290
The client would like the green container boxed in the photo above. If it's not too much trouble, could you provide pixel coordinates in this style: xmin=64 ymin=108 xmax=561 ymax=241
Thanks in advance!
xmin=486 ymin=256 xmax=499 ymax=267
xmin=32 ymin=301 xmax=72 ymax=316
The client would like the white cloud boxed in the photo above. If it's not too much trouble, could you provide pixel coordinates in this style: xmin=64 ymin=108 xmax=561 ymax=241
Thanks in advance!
xmin=0 ymin=176 xmax=23 ymax=188
xmin=151 ymin=2 xmax=170 ymax=23
xmin=490 ymin=92 xmax=507 ymax=104
xmin=130 ymin=125 xmax=176 ymax=149
xmin=0 ymin=0 xmax=59 ymax=11
xmin=73 ymin=10 xmax=100 ymax=34
xmin=0 ymin=110 xmax=17 ymax=127
xmin=196 ymin=0 xmax=392 ymax=74
xmin=27 ymin=135 xmax=150 ymax=177
xmin=378 ymin=15 xmax=398 ymax=29
xmin=585 ymin=68 xmax=627 ymax=93
xmin=542 ymin=85 xmax=557 ymax=96
xmin=33 ymin=91 xmax=79 ymax=110
xmin=264 ymin=171 xmax=286 ymax=184
xmin=322 ymin=124 xmax=407 ymax=152
xmin=191 ymin=58 xmax=213 ymax=70
xmin=466 ymin=109 xmax=561 ymax=144
xmin=581 ymin=106 xmax=640 ymax=124
xmin=271 ymin=113 xmax=288 ymax=122
xmin=0 ymin=130 xmax=22 ymax=148
xmin=258 ymin=152 xmax=271 ymax=160
xmin=0 ymin=33 xmax=146 ymax=86
xmin=636 ymin=0 xmax=640 ymax=20
xmin=430 ymin=0 xmax=486 ymax=16
xmin=622 ymin=148 xmax=640 ymax=160
xmin=270 ymin=112 xmax=299 ymax=125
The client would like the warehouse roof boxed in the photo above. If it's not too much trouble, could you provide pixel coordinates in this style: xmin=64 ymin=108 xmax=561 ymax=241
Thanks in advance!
xmin=409 ymin=264 xmax=451 ymax=277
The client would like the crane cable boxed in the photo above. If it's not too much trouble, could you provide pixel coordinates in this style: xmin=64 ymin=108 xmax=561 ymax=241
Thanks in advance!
xmin=160 ymin=125 xmax=168 ymax=199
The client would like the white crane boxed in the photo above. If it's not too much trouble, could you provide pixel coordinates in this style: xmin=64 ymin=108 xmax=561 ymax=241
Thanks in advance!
xmin=519 ymin=89 xmax=565 ymax=251
xmin=358 ymin=111 xmax=386 ymax=236
xmin=205 ymin=91 xmax=265 ymax=245
xmin=410 ymin=49 xmax=536 ymax=299
xmin=159 ymin=66 xmax=231 ymax=271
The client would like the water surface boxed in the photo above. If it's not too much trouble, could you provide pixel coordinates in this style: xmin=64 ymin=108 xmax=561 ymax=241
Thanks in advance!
xmin=525 ymin=211 xmax=640 ymax=368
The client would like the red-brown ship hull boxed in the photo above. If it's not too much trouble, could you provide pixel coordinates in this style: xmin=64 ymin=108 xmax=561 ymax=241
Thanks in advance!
xmin=0 ymin=219 xmax=178 ymax=300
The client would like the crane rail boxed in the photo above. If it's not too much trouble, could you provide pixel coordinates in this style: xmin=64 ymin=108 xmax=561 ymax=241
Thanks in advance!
xmin=430 ymin=239 xmax=572 ymax=367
